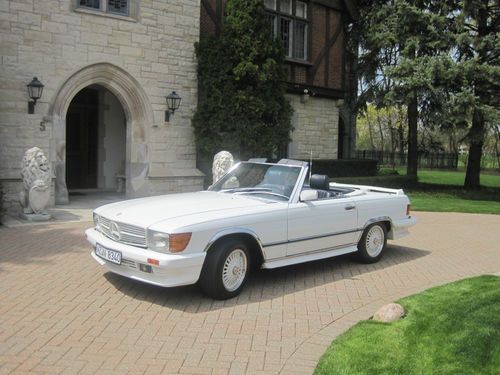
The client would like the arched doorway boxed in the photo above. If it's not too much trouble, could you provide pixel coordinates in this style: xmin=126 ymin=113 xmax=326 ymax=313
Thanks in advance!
xmin=49 ymin=63 xmax=153 ymax=204
xmin=66 ymin=86 xmax=126 ymax=191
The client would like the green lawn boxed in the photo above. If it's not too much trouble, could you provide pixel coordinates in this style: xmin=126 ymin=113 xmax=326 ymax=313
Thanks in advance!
xmin=315 ymin=275 xmax=500 ymax=375
xmin=394 ymin=168 xmax=500 ymax=188
xmin=407 ymin=169 xmax=500 ymax=214
xmin=407 ymin=191 xmax=500 ymax=214
xmin=344 ymin=169 xmax=500 ymax=215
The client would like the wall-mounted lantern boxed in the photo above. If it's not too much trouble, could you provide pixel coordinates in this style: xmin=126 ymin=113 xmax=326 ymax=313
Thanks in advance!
xmin=165 ymin=91 xmax=181 ymax=122
xmin=301 ymin=88 xmax=311 ymax=103
xmin=27 ymin=77 xmax=45 ymax=114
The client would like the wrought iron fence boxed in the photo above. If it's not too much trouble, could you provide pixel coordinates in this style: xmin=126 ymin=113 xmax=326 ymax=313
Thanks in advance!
xmin=355 ymin=150 xmax=459 ymax=169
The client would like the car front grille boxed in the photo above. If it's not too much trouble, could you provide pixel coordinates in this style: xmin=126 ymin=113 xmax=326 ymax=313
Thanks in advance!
xmin=97 ymin=215 xmax=147 ymax=248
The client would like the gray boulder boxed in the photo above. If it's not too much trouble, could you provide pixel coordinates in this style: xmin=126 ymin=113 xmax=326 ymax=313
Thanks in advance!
xmin=373 ymin=303 xmax=405 ymax=323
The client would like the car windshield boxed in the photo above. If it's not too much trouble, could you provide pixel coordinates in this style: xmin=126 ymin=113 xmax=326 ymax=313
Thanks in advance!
xmin=209 ymin=163 xmax=302 ymax=201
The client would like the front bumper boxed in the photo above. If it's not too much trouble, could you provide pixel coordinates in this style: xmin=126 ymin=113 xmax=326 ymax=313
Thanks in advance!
xmin=85 ymin=228 xmax=206 ymax=287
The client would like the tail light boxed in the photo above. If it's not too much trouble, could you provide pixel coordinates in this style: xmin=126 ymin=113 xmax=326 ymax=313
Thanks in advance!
xmin=406 ymin=204 xmax=411 ymax=216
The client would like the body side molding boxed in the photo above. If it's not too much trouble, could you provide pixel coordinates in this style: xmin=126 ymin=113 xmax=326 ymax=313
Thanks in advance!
xmin=263 ymin=228 xmax=363 ymax=248
xmin=262 ymin=243 xmax=358 ymax=269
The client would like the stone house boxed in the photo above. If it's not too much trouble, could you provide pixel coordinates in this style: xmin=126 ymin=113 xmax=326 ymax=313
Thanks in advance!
xmin=0 ymin=0 xmax=357 ymax=215
xmin=0 ymin=0 xmax=204 ymax=215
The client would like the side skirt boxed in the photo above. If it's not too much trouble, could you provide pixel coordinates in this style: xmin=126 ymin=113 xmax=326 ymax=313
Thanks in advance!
xmin=261 ymin=244 xmax=358 ymax=269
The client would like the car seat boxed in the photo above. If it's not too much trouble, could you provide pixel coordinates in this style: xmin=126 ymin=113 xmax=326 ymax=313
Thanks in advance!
xmin=309 ymin=174 xmax=331 ymax=199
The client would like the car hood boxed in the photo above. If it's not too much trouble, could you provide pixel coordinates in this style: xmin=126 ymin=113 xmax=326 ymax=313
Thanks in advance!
xmin=94 ymin=191 xmax=270 ymax=228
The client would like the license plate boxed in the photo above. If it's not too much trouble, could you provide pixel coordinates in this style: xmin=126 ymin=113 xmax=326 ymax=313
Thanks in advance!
xmin=95 ymin=243 xmax=122 ymax=265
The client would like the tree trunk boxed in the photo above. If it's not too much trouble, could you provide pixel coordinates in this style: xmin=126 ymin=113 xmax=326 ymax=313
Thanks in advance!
xmin=376 ymin=111 xmax=385 ymax=153
xmin=494 ymin=125 xmax=500 ymax=169
xmin=407 ymin=93 xmax=418 ymax=177
xmin=464 ymin=1 xmax=488 ymax=188
xmin=464 ymin=109 xmax=485 ymax=188
xmin=367 ymin=114 xmax=376 ymax=151
xmin=398 ymin=106 xmax=405 ymax=153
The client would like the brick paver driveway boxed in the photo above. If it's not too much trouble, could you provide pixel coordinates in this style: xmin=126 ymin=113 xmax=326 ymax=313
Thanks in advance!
xmin=1 ymin=212 xmax=499 ymax=374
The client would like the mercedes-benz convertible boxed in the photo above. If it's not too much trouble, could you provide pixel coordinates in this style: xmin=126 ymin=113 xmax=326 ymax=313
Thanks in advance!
xmin=86 ymin=160 xmax=416 ymax=299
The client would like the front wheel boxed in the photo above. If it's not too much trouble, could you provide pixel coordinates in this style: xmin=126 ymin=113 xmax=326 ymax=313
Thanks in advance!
xmin=357 ymin=223 xmax=387 ymax=263
xmin=199 ymin=239 xmax=250 ymax=299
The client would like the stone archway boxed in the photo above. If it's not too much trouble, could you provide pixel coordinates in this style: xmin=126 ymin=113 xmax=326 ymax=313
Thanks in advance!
xmin=49 ymin=63 xmax=153 ymax=204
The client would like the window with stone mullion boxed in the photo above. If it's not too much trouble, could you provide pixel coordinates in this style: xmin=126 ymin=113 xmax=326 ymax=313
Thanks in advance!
xmin=77 ymin=0 xmax=129 ymax=15
xmin=293 ymin=20 xmax=307 ymax=60
xmin=265 ymin=0 xmax=309 ymax=60
xmin=108 ymin=0 xmax=128 ymax=15
xmin=280 ymin=17 xmax=292 ymax=57
xmin=79 ymin=0 xmax=100 ymax=9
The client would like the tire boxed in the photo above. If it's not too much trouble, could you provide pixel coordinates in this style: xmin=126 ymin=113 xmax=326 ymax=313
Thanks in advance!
xmin=199 ymin=238 xmax=251 ymax=300
xmin=357 ymin=223 xmax=387 ymax=263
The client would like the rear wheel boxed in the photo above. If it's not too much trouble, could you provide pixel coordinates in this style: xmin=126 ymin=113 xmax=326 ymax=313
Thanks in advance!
xmin=199 ymin=238 xmax=250 ymax=299
xmin=357 ymin=223 xmax=387 ymax=263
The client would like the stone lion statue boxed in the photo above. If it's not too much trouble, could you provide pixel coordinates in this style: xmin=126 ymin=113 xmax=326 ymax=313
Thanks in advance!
xmin=20 ymin=147 xmax=51 ymax=216
xmin=212 ymin=151 xmax=234 ymax=184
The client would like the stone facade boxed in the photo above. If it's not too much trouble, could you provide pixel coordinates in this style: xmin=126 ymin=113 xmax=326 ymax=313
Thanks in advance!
xmin=0 ymin=0 xmax=204 ymax=215
xmin=287 ymin=94 xmax=341 ymax=160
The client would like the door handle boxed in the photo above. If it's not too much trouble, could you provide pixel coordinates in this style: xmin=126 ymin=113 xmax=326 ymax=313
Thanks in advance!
xmin=345 ymin=205 xmax=356 ymax=211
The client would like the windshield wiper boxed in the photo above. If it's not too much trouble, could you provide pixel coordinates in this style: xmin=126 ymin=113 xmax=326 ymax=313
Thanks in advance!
xmin=235 ymin=191 xmax=289 ymax=200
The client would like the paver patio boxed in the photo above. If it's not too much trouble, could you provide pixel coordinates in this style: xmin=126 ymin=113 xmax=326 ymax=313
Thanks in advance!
xmin=1 ymin=211 xmax=499 ymax=374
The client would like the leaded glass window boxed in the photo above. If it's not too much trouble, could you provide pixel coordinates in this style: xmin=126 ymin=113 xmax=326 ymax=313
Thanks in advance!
xmin=76 ymin=0 xmax=130 ymax=17
xmin=79 ymin=0 xmax=100 ymax=9
xmin=108 ymin=0 xmax=128 ymax=15
xmin=296 ymin=1 xmax=307 ymax=19
xmin=264 ymin=0 xmax=276 ymax=10
xmin=293 ymin=21 xmax=307 ymax=59
xmin=280 ymin=18 xmax=292 ymax=57
xmin=264 ymin=0 xmax=309 ymax=60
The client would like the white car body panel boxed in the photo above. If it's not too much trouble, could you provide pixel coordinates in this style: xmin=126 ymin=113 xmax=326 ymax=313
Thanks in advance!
xmin=286 ymin=197 xmax=358 ymax=256
xmin=86 ymin=161 xmax=416 ymax=288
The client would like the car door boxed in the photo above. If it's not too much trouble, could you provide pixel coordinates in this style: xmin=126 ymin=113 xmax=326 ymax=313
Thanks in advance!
xmin=286 ymin=196 xmax=359 ymax=257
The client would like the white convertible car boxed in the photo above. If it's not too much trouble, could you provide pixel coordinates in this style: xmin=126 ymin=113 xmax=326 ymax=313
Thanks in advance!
xmin=86 ymin=160 xmax=416 ymax=299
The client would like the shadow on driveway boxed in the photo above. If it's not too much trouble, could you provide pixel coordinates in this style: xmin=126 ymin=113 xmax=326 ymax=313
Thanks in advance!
xmin=103 ymin=244 xmax=430 ymax=311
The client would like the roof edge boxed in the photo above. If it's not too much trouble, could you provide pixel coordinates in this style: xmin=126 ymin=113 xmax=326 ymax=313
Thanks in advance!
xmin=342 ymin=0 xmax=359 ymax=21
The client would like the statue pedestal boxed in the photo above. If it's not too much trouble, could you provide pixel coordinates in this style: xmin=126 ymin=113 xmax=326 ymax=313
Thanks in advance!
xmin=19 ymin=212 xmax=51 ymax=222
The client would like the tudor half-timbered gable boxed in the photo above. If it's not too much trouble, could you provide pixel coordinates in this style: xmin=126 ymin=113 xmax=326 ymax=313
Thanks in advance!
xmin=200 ymin=0 xmax=358 ymax=160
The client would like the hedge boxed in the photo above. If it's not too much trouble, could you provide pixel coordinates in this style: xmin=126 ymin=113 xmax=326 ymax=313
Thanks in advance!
xmin=198 ymin=157 xmax=392 ymax=188
xmin=304 ymin=159 xmax=379 ymax=178
xmin=335 ymin=175 xmax=419 ymax=189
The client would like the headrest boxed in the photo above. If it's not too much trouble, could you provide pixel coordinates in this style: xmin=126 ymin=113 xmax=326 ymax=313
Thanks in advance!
xmin=310 ymin=174 xmax=330 ymax=190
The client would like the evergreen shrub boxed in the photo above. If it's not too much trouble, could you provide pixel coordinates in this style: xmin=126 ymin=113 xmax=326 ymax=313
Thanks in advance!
xmin=192 ymin=0 xmax=293 ymax=174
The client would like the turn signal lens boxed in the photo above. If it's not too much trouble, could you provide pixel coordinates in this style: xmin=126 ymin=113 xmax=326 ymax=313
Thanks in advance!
xmin=147 ymin=258 xmax=159 ymax=266
xmin=169 ymin=233 xmax=192 ymax=253
xmin=406 ymin=204 xmax=411 ymax=216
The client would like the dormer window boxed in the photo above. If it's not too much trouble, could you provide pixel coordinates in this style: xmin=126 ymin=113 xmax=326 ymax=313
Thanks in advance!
xmin=265 ymin=0 xmax=309 ymax=60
